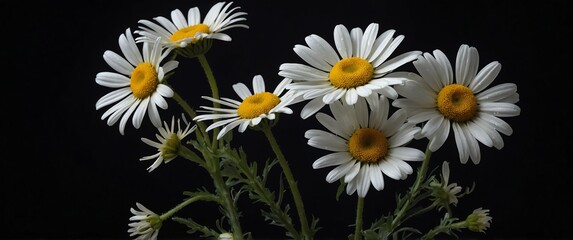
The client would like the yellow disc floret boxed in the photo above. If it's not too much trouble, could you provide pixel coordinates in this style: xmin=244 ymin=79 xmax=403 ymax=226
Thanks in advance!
xmin=160 ymin=133 xmax=181 ymax=161
xmin=131 ymin=62 xmax=159 ymax=99
xmin=170 ymin=24 xmax=210 ymax=44
xmin=437 ymin=84 xmax=478 ymax=122
xmin=329 ymin=57 xmax=374 ymax=89
xmin=348 ymin=128 xmax=388 ymax=164
xmin=237 ymin=92 xmax=281 ymax=119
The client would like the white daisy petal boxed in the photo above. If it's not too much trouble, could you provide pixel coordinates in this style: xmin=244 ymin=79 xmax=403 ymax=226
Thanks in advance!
xmin=343 ymin=161 xmax=361 ymax=183
xmin=356 ymin=165 xmax=371 ymax=197
xmin=294 ymin=44 xmax=332 ymax=72
xmin=378 ymin=160 xmax=401 ymax=180
xmin=312 ymin=152 xmax=354 ymax=169
xmin=334 ymin=24 xmax=352 ymax=59
xmin=135 ymin=2 xmax=248 ymax=50
xmin=232 ymin=82 xmax=252 ymax=100
xmin=128 ymin=203 xmax=162 ymax=239
xmin=96 ymin=28 xmax=176 ymax=135
xmin=326 ymin=160 xmax=356 ymax=183
xmin=469 ymin=61 xmax=501 ymax=93
xmin=301 ymin=97 xmax=326 ymax=119
xmin=193 ymin=75 xmax=296 ymax=139
xmin=452 ymin=123 xmax=470 ymax=164
xmin=480 ymin=102 xmax=521 ymax=117
xmin=394 ymin=44 xmax=520 ymax=164
xmin=307 ymin=94 xmax=423 ymax=197
xmin=95 ymin=72 xmax=130 ymax=88
xmin=279 ymin=22 xmax=417 ymax=119
xmin=305 ymin=34 xmax=340 ymax=65
xmin=370 ymin=164 xmax=385 ymax=191
xmin=252 ymin=75 xmax=265 ymax=93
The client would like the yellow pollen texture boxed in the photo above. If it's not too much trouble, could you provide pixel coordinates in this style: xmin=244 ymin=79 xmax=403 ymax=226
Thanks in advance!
xmin=170 ymin=24 xmax=210 ymax=44
xmin=329 ymin=57 xmax=374 ymax=89
xmin=437 ymin=84 xmax=478 ymax=122
xmin=237 ymin=92 xmax=280 ymax=119
xmin=130 ymin=62 xmax=158 ymax=99
xmin=348 ymin=128 xmax=388 ymax=164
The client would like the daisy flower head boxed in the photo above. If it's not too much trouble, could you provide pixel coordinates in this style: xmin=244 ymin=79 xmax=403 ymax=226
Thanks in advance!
xmin=430 ymin=161 xmax=462 ymax=207
xmin=392 ymin=44 xmax=521 ymax=164
xmin=135 ymin=1 xmax=248 ymax=57
xmin=193 ymin=75 xmax=297 ymax=140
xmin=140 ymin=114 xmax=197 ymax=172
xmin=128 ymin=202 xmax=162 ymax=240
xmin=279 ymin=22 xmax=422 ymax=119
xmin=305 ymin=96 xmax=425 ymax=197
xmin=95 ymin=28 xmax=179 ymax=135
xmin=465 ymin=208 xmax=492 ymax=233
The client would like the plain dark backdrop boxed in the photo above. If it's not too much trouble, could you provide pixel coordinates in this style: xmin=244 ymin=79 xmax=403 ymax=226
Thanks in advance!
xmin=2 ymin=0 xmax=571 ymax=239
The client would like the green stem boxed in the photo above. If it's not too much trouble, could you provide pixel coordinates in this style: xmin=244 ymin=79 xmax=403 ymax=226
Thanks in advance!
xmin=421 ymin=221 xmax=466 ymax=240
xmin=354 ymin=197 xmax=365 ymax=240
xmin=261 ymin=124 xmax=312 ymax=239
xmin=391 ymin=145 xmax=433 ymax=230
xmin=178 ymin=144 xmax=205 ymax=166
xmin=228 ymin=151 xmax=300 ymax=239
xmin=160 ymin=195 xmax=212 ymax=221
xmin=172 ymin=90 xmax=210 ymax=144
xmin=179 ymin=141 xmax=243 ymax=239
xmin=207 ymin=154 xmax=244 ymax=240
xmin=197 ymin=54 xmax=221 ymax=148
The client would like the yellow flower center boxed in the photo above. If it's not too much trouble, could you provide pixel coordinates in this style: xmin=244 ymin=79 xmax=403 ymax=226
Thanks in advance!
xmin=170 ymin=24 xmax=210 ymax=44
xmin=436 ymin=84 xmax=478 ymax=122
xmin=160 ymin=133 xmax=180 ymax=160
xmin=329 ymin=57 xmax=374 ymax=88
xmin=348 ymin=128 xmax=388 ymax=164
xmin=237 ymin=92 xmax=281 ymax=119
xmin=130 ymin=62 xmax=158 ymax=99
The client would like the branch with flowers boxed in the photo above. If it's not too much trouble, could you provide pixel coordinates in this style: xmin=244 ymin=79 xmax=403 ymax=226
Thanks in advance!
xmin=94 ymin=1 xmax=520 ymax=240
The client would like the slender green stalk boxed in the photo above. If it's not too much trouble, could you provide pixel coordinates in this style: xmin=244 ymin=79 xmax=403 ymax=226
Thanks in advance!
xmin=260 ymin=124 xmax=311 ymax=239
xmin=179 ymin=139 xmax=243 ymax=239
xmin=354 ymin=197 xmax=365 ymax=240
xmin=391 ymin=145 xmax=433 ymax=230
xmin=177 ymin=144 xmax=204 ymax=166
xmin=421 ymin=221 xmax=466 ymax=240
xmin=172 ymin=91 xmax=210 ymax=144
xmin=197 ymin=54 xmax=221 ymax=148
xmin=160 ymin=194 xmax=214 ymax=221
xmin=227 ymin=151 xmax=300 ymax=239
xmin=208 ymin=155 xmax=244 ymax=240
xmin=195 ymin=53 xmax=242 ymax=239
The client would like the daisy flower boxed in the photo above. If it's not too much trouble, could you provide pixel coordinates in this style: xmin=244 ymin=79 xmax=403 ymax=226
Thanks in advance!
xmin=305 ymin=96 xmax=425 ymax=197
xmin=135 ymin=1 xmax=248 ymax=50
xmin=279 ymin=22 xmax=421 ymax=119
xmin=430 ymin=161 xmax=462 ymax=207
xmin=465 ymin=208 xmax=492 ymax=233
xmin=140 ymin=115 xmax=197 ymax=172
xmin=193 ymin=75 xmax=297 ymax=140
xmin=392 ymin=44 xmax=521 ymax=164
xmin=128 ymin=202 xmax=162 ymax=240
xmin=95 ymin=28 xmax=179 ymax=135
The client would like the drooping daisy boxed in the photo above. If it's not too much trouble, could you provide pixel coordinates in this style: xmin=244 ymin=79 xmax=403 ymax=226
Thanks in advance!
xmin=465 ymin=208 xmax=492 ymax=233
xmin=140 ymin=115 xmax=197 ymax=172
xmin=392 ymin=44 xmax=521 ymax=164
xmin=430 ymin=161 xmax=462 ymax=207
xmin=95 ymin=28 xmax=179 ymax=135
xmin=135 ymin=1 xmax=248 ymax=51
xmin=128 ymin=202 xmax=162 ymax=240
xmin=279 ymin=23 xmax=422 ymax=119
xmin=305 ymin=96 xmax=425 ymax=197
xmin=193 ymin=75 xmax=297 ymax=140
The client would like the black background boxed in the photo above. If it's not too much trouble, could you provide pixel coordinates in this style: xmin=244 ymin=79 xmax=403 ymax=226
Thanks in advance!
xmin=3 ymin=0 xmax=571 ymax=239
